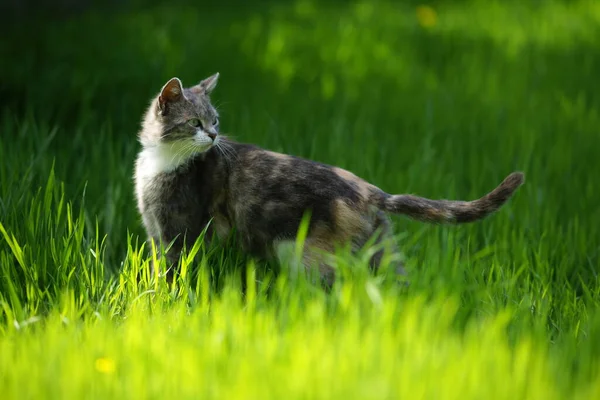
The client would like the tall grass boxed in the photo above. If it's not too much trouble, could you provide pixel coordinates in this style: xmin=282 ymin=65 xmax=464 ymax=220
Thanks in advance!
xmin=0 ymin=0 xmax=599 ymax=398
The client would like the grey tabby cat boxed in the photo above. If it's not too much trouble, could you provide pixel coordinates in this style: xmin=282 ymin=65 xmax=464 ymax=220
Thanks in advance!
xmin=134 ymin=73 xmax=524 ymax=286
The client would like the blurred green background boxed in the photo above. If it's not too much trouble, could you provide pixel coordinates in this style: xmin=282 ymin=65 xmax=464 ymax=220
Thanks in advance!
xmin=1 ymin=0 xmax=600 ymax=397
xmin=2 ymin=0 xmax=599 ymax=272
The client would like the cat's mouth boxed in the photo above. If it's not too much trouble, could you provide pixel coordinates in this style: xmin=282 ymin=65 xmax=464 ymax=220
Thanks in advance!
xmin=192 ymin=130 xmax=218 ymax=150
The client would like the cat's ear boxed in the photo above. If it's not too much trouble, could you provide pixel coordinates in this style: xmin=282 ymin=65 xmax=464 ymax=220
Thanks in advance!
xmin=191 ymin=73 xmax=219 ymax=95
xmin=158 ymin=77 xmax=184 ymax=112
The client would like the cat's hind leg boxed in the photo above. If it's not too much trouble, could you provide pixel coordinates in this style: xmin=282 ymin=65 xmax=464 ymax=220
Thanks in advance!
xmin=273 ymin=237 xmax=337 ymax=289
xmin=366 ymin=211 xmax=408 ymax=280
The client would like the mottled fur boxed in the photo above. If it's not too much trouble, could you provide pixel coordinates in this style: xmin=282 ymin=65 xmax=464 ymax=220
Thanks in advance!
xmin=134 ymin=75 xmax=525 ymax=286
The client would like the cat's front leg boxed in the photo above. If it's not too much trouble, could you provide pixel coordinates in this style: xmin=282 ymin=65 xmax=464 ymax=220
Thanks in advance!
xmin=145 ymin=235 xmax=182 ymax=283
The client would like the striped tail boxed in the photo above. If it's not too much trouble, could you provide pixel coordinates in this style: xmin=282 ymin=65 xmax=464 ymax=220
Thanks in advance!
xmin=378 ymin=172 xmax=524 ymax=223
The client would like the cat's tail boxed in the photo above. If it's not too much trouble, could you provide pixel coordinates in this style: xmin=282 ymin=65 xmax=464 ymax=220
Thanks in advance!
xmin=373 ymin=172 xmax=525 ymax=223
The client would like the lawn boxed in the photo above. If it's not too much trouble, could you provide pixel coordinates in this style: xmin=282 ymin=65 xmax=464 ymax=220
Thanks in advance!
xmin=0 ymin=0 xmax=599 ymax=398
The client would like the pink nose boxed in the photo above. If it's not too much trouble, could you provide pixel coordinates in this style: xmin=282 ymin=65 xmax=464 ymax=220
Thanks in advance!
xmin=207 ymin=132 xmax=217 ymax=141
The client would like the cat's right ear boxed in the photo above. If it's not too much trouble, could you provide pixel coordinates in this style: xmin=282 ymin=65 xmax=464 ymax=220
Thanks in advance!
xmin=158 ymin=77 xmax=184 ymax=115
xmin=191 ymin=73 xmax=219 ymax=95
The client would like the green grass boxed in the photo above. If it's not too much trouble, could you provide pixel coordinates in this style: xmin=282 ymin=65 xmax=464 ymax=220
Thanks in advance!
xmin=1 ymin=0 xmax=599 ymax=398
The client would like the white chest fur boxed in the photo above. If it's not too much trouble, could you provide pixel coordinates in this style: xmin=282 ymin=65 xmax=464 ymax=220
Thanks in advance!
xmin=134 ymin=143 xmax=198 ymax=238
xmin=135 ymin=143 xmax=195 ymax=189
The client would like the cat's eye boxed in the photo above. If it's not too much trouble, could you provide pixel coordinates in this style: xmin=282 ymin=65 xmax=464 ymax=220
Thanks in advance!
xmin=212 ymin=118 xmax=219 ymax=126
xmin=188 ymin=118 xmax=203 ymax=128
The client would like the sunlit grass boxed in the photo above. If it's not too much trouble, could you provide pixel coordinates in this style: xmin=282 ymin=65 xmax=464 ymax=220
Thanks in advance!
xmin=4 ymin=289 xmax=598 ymax=399
xmin=0 ymin=0 xmax=599 ymax=398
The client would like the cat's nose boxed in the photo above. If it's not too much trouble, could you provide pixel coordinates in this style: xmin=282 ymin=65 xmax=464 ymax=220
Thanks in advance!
xmin=206 ymin=127 xmax=218 ymax=141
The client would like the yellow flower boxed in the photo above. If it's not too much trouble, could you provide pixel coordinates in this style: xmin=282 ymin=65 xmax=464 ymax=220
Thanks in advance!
xmin=95 ymin=357 xmax=116 ymax=374
xmin=416 ymin=5 xmax=437 ymax=28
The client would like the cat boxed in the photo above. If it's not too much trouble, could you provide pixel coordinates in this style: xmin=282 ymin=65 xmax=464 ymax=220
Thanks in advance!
xmin=134 ymin=73 xmax=524 ymax=287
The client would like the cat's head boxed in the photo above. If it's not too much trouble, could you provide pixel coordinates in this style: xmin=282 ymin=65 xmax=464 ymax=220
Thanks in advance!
xmin=140 ymin=74 xmax=220 ymax=151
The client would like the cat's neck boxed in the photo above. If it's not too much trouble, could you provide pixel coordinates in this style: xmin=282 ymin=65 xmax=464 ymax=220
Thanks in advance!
xmin=135 ymin=141 xmax=219 ymax=193
xmin=139 ymin=142 xmax=205 ymax=176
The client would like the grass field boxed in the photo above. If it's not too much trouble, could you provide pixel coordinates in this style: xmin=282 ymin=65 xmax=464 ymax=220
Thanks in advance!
xmin=1 ymin=0 xmax=600 ymax=398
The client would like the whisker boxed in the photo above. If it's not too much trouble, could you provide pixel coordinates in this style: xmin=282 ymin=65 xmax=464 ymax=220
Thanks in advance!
xmin=169 ymin=140 xmax=196 ymax=166
xmin=216 ymin=143 xmax=228 ymax=165
xmin=219 ymin=141 xmax=238 ymax=163
xmin=220 ymin=133 xmax=239 ymax=141
xmin=215 ymin=142 xmax=230 ymax=165
xmin=216 ymin=140 xmax=237 ymax=167
xmin=213 ymin=100 xmax=231 ymax=111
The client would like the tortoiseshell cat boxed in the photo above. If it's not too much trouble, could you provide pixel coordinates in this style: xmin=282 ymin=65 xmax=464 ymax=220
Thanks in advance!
xmin=134 ymin=74 xmax=524 ymax=286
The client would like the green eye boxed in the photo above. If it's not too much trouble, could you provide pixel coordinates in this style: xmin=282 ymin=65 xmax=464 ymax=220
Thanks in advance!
xmin=188 ymin=118 xmax=202 ymax=128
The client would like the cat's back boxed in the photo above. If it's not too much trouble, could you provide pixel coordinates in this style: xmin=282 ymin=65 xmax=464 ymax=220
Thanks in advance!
xmin=223 ymin=142 xmax=378 ymax=247
xmin=226 ymin=142 xmax=372 ymax=203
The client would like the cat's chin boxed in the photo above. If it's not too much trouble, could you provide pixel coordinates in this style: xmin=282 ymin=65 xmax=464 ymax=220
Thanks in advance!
xmin=193 ymin=134 xmax=218 ymax=152
xmin=192 ymin=143 xmax=213 ymax=152
xmin=191 ymin=143 xmax=216 ymax=156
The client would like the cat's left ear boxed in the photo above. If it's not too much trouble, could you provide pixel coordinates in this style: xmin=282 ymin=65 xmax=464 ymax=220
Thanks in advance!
xmin=191 ymin=72 xmax=219 ymax=95
xmin=158 ymin=77 xmax=185 ymax=115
